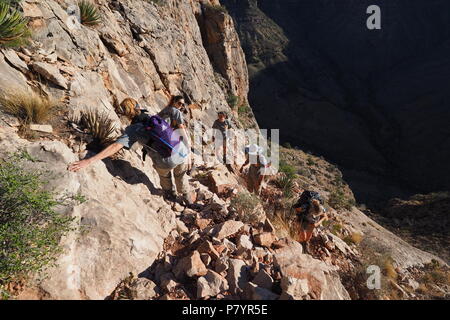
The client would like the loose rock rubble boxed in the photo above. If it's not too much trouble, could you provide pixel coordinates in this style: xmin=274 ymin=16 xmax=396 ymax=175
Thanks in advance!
xmin=109 ymin=169 xmax=355 ymax=300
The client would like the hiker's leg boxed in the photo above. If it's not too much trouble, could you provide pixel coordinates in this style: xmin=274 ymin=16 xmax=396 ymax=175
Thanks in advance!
xmin=154 ymin=166 xmax=173 ymax=192
xmin=304 ymin=225 xmax=315 ymax=242
xmin=222 ymin=141 xmax=227 ymax=164
xmin=173 ymin=162 xmax=189 ymax=195
xmin=255 ymin=175 xmax=264 ymax=195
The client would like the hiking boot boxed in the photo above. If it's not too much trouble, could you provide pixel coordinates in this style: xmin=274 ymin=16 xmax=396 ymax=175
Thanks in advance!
xmin=163 ymin=190 xmax=177 ymax=202
xmin=180 ymin=192 xmax=194 ymax=206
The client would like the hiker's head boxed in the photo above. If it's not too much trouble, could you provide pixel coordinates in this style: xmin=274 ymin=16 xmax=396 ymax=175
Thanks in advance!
xmin=119 ymin=98 xmax=140 ymax=120
xmin=218 ymin=111 xmax=227 ymax=121
xmin=310 ymin=199 xmax=322 ymax=214
xmin=170 ymin=95 xmax=186 ymax=110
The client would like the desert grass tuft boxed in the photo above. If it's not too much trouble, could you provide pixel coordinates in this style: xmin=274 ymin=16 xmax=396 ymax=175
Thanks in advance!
xmin=0 ymin=89 xmax=55 ymax=124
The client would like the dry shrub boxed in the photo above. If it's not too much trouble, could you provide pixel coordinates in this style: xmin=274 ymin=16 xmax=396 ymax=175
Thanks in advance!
xmin=0 ymin=89 xmax=55 ymax=124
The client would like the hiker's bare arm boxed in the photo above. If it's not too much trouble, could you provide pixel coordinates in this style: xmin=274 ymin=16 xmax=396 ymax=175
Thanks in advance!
xmin=314 ymin=213 xmax=328 ymax=227
xmin=177 ymin=123 xmax=191 ymax=149
xmin=68 ymin=143 xmax=124 ymax=172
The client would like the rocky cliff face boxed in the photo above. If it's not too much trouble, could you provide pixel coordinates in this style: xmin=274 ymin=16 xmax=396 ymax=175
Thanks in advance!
xmin=0 ymin=0 xmax=448 ymax=300
xmin=222 ymin=0 xmax=450 ymax=204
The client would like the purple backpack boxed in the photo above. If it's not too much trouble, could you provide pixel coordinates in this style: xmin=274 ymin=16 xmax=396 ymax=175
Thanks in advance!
xmin=143 ymin=115 xmax=181 ymax=158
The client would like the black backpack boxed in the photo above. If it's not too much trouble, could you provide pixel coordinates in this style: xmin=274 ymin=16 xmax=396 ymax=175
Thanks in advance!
xmin=293 ymin=190 xmax=323 ymax=213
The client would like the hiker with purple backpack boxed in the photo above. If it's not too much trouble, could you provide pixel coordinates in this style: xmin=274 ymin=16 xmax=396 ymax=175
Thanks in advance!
xmin=68 ymin=96 xmax=193 ymax=205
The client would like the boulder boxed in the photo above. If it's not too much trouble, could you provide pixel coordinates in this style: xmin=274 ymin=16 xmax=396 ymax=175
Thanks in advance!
xmin=31 ymin=62 xmax=69 ymax=90
xmin=223 ymin=238 xmax=237 ymax=252
xmin=280 ymin=276 xmax=309 ymax=300
xmin=243 ymin=282 xmax=279 ymax=300
xmin=207 ymin=164 xmax=239 ymax=193
xmin=175 ymin=219 xmax=189 ymax=234
xmin=197 ymin=240 xmax=221 ymax=260
xmin=237 ymin=234 xmax=253 ymax=251
xmin=226 ymin=259 xmax=249 ymax=295
xmin=206 ymin=220 xmax=244 ymax=240
xmin=173 ymin=251 xmax=208 ymax=280
xmin=130 ymin=278 xmax=158 ymax=300
xmin=160 ymin=273 xmax=179 ymax=293
xmin=197 ymin=270 xmax=229 ymax=298
xmin=252 ymin=269 xmax=274 ymax=290
xmin=3 ymin=49 xmax=29 ymax=74
xmin=29 ymin=124 xmax=53 ymax=134
xmin=273 ymin=242 xmax=350 ymax=300
xmin=195 ymin=218 xmax=212 ymax=230
xmin=254 ymin=232 xmax=276 ymax=248
xmin=214 ymin=256 xmax=229 ymax=274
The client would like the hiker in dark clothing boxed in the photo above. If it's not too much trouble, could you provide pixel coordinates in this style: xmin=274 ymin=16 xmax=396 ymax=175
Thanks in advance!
xmin=293 ymin=192 xmax=328 ymax=243
xmin=68 ymin=99 xmax=192 ymax=204
xmin=212 ymin=111 xmax=233 ymax=163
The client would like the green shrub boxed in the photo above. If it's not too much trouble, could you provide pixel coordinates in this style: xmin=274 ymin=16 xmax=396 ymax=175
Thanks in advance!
xmin=230 ymin=193 xmax=261 ymax=224
xmin=306 ymin=156 xmax=315 ymax=166
xmin=0 ymin=2 xmax=30 ymax=47
xmin=0 ymin=154 xmax=74 ymax=285
xmin=282 ymin=142 xmax=292 ymax=149
xmin=78 ymin=0 xmax=101 ymax=26
xmin=328 ymin=189 xmax=355 ymax=210
xmin=227 ymin=94 xmax=239 ymax=109
xmin=238 ymin=105 xmax=251 ymax=115
xmin=276 ymin=173 xmax=295 ymax=198
xmin=279 ymin=160 xmax=296 ymax=178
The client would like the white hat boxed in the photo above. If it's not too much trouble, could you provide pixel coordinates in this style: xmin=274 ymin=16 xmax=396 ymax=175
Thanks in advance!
xmin=245 ymin=144 xmax=264 ymax=156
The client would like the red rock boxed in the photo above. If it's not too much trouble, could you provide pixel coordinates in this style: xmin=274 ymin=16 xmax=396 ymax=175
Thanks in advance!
xmin=253 ymin=232 xmax=276 ymax=248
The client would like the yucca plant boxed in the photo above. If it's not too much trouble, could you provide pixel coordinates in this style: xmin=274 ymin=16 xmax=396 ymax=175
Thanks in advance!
xmin=78 ymin=0 xmax=101 ymax=26
xmin=0 ymin=89 xmax=55 ymax=124
xmin=79 ymin=109 xmax=118 ymax=147
xmin=0 ymin=2 xmax=29 ymax=47
xmin=276 ymin=173 xmax=295 ymax=198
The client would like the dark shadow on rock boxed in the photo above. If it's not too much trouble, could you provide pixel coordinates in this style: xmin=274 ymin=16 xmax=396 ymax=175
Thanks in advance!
xmin=102 ymin=158 xmax=161 ymax=195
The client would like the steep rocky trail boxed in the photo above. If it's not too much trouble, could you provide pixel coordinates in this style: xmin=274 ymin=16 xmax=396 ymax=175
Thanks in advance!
xmin=0 ymin=0 xmax=448 ymax=300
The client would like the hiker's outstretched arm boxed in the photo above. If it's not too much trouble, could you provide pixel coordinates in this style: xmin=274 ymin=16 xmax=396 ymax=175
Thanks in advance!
xmin=314 ymin=213 xmax=328 ymax=227
xmin=68 ymin=143 xmax=124 ymax=172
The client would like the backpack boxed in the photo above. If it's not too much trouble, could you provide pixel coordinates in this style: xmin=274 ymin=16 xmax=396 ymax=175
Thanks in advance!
xmin=141 ymin=115 xmax=181 ymax=159
xmin=294 ymin=190 xmax=323 ymax=214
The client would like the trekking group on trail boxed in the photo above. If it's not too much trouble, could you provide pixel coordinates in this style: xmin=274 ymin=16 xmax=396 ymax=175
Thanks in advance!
xmin=68 ymin=95 xmax=328 ymax=245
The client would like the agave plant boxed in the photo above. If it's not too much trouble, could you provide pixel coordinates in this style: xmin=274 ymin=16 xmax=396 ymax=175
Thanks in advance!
xmin=78 ymin=0 xmax=101 ymax=26
xmin=276 ymin=173 xmax=295 ymax=198
xmin=80 ymin=109 xmax=118 ymax=146
xmin=0 ymin=2 xmax=29 ymax=46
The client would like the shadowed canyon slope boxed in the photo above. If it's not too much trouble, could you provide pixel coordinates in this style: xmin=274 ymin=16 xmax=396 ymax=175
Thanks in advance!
xmin=222 ymin=0 xmax=450 ymax=204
